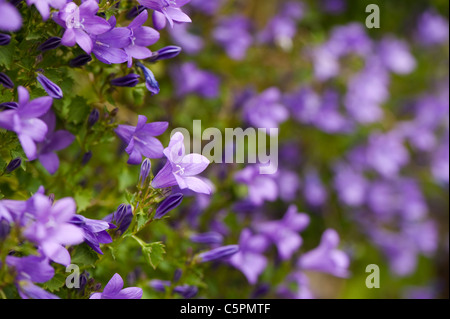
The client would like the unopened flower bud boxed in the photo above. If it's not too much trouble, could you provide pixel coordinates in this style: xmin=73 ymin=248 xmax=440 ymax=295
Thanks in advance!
xmin=5 ymin=157 xmax=21 ymax=173
xmin=69 ymin=54 xmax=92 ymax=68
xmin=0 ymin=72 xmax=14 ymax=89
xmin=36 ymin=73 xmax=63 ymax=99
xmin=154 ymin=193 xmax=184 ymax=219
xmin=197 ymin=245 xmax=239 ymax=263
xmin=139 ymin=158 xmax=151 ymax=188
xmin=38 ymin=37 xmax=61 ymax=52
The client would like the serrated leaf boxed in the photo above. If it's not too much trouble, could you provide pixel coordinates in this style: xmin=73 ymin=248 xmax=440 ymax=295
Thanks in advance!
xmin=43 ymin=273 xmax=66 ymax=292
xmin=68 ymin=96 xmax=90 ymax=124
xmin=136 ymin=211 xmax=148 ymax=231
xmin=143 ymin=242 xmax=166 ymax=270
xmin=0 ymin=38 xmax=16 ymax=68
xmin=74 ymin=189 xmax=92 ymax=212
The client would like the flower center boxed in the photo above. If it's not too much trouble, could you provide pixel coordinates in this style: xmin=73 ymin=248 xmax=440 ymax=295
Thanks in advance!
xmin=174 ymin=165 xmax=185 ymax=176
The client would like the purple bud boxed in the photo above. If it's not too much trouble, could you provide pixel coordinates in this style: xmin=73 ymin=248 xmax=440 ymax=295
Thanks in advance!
xmin=69 ymin=54 xmax=92 ymax=68
xmin=0 ymin=102 xmax=18 ymax=110
xmin=0 ymin=33 xmax=11 ymax=46
xmin=36 ymin=73 xmax=63 ymax=99
xmin=136 ymin=62 xmax=160 ymax=95
xmin=152 ymin=10 xmax=167 ymax=31
xmin=173 ymin=268 xmax=182 ymax=283
xmin=190 ymin=232 xmax=224 ymax=245
xmin=5 ymin=157 xmax=21 ymax=173
xmin=147 ymin=46 xmax=182 ymax=62
xmin=126 ymin=5 xmax=147 ymax=19
xmin=81 ymin=151 xmax=92 ymax=166
xmin=0 ymin=219 xmax=10 ymax=240
xmin=198 ymin=245 xmax=240 ymax=263
xmin=0 ymin=72 xmax=14 ymax=89
xmin=148 ymin=279 xmax=170 ymax=293
xmin=155 ymin=193 xmax=184 ymax=219
xmin=103 ymin=204 xmax=133 ymax=234
xmin=173 ymin=285 xmax=198 ymax=299
xmin=139 ymin=158 xmax=151 ymax=188
xmin=87 ymin=109 xmax=99 ymax=128
xmin=38 ymin=37 xmax=61 ymax=52
xmin=110 ymin=74 xmax=140 ymax=87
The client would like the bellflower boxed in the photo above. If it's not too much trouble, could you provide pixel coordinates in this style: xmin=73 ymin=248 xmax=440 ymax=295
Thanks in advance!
xmin=154 ymin=193 xmax=184 ymax=219
xmin=0 ymin=72 xmax=14 ymax=89
xmin=138 ymin=0 xmax=192 ymax=28
xmin=235 ymin=165 xmax=278 ymax=206
xmin=55 ymin=0 xmax=112 ymax=54
xmin=70 ymin=215 xmax=114 ymax=255
xmin=243 ymin=87 xmax=289 ymax=133
xmin=136 ymin=62 xmax=160 ymax=95
xmin=22 ymin=193 xmax=84 ymax=266
xmin=228 ymin=229 xmax=269 ymax=285
xmin=171 ymin=62 xmax=220 ymax=98
xmin=6 ymin=255 xmax=54 ymax=283
xmin=190 ymin=231 xmax=224 ymax=245
xmin=255 ymin=205 xmax=310 ymax=260
xmin=5 ymin=157 xmax=22 ymax=173
xmin=152 ymin=132 xmax=212 ymax=195
xmin=297 ymin=229 xmax=350 ymax=278
xmin=173 ymin=285 xmax=198 ymax=299
xmin=377 ymin=37 xmax=416 ymax=75
xmin=213 ymin=15 xmax=253 ymax=60
xmin=303 ymin=170 xmax=327 ymax=207
xmin=124 ymin=10 xmax=160 ymax=67
xmin=333 ymin=164 xmax=368 ymax=207
xmin=189 ymin=0 xmax=223 ymax=15
xmin=0 ymin=0 xmax=22 ymax=31
xmin=69 ymin=54 xmax=92 ymax=67
xmin=198 ymin=245 xmax=239 ymax=263
xmin=110 ymin=73 xmax=140 ymax=87
xmin=36 ymin=73 xmax=64 ymax=99
xmin=147 ymin=45 xmax=182 ymax=62
xmin=168 ymin=23 xmax=204 ymax=55
xmin=103 ymin=204 xmax=133 ymax=235
xmin=0 ymin=86 xmax=52 ymax=160
xmin=34 ymin=110 xmax=75 ymax=174
xmin=415 ymin=11 xmax=449 ymax=46
xmin=139 ymin=158 xmax=152 ymax=188
xmin=276 ymin=169 xmax=301 ymax=202
xmin=90 ymin=273 xmax=143 ymax=299
xmin=38 ymin=36 xmax=62 ymax=51
xmin=0 ymin=33 xmax=11 ymax=46
xmin=115 ymin=115 xmax=168 ymax=165
xmin=27 ymin=0 xmax=67 ymax=21
xmin=277 ymin=271 xmax=314 ymax=299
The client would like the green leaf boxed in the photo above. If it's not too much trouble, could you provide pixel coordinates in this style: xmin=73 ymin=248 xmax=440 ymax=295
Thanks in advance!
xmin=136 ymin=211 xmax=148 ymax=232
xmin=43 ymin=273 xmax=66 ymax=292
xmin=71 ymin=243 xmax=99 ymax=266
xmin=142 ymin=242 xmax=166 ymax=270
xmin=0 ymin=38 xmax=16 ymax=68
xmin=74 ymin=189 xmax=92 ymax=212
xmin=67 ymin=96 xmax=91 ymax=124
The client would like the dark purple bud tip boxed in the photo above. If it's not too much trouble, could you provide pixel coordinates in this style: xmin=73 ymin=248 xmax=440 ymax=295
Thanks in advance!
xmin=147 ymin=46 xmax=182 ymax=62
xmin=36 ymin=73 xmax=63 ymax=99
xmin=198 ymin=245 xmax=240 ymax=263
xmin=126 ymin=5 xmax=146 ymax=20
xmin=81 ymin=151 xmax=93 ymax=166
xmin=136 ymin=62 xmax=160 ymax=96
xmin=69 ymin=54 xmax=92 ymax=68
xmin=103 ymin=204 xmax=133 ymax=234
xmin=139 ymin=158 xmax=151 ymax=187
xmin=173 ymin=268 xmax=182 ymax=283
xmin=173 ymin=285 xmax=198 ymax=299
xmin=0 ymin=102 xmax=18 ymax=110
xmin=0 ymin=33 xmax=11 ymax=46
xmin=87 ymin=108 xmax=99 ymax=128
xmin=190 ymin=232 xmax=224 ymax=245
xmin=110 ymin=73 xmax=140 ymax=87
xmin=5 ymin=157 xmax=21 ymax=173
xmin=154 ymin=193 xmax=184 ymax=219
xmin=38 ymin=37 xmax=61 ymax=52
xmin=0 ymin=72 xmax=14 ymax=89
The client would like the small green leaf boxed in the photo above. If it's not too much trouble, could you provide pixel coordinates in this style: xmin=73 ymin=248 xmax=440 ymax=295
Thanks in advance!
xmin=143 ymin=242 xmax=166 ymax=270
xmin=71 ymin=243 xmax=99 ymax=266
xmin=136 ymin=211 xmax=148 ymax=232
xmin=74 ymin=189 xmax=92 ymax=212
xmin=43 ymin=273 xmax=67 ymax=292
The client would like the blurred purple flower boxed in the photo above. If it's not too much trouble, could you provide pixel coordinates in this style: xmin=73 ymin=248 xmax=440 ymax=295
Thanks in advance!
xmin=138 ymin=0 xmax=191 ymax=28
xmin=377 ymin=37 xmax=416 ymax=74
xmin=189 ymin=0 xmax=223 ymax=15
xmin=190 ymin=231 xmax=223 ymax=245
xmin=171 ymin=62 xmax=220 ymax=98
xmin=27 ymin=0 xmax=67 ymax=21
xmin=277 ymin=271 xmax=314 ymax=299
xmin=213 ymin=15 xmax=253 ymax=60
xmin=70 ymin=215 xmax=114 ymax=255
xmin=297 ymin=229 xmax=350 ymax=278
xmin=110 ymin=74 xmax=140 ymax=87
xmin=0 ymin=86 xmax=52 ymax=160
xmin=198 ymin=245 xmax=239 ymax=263
xmin=303 ymin=170 xmax=327 ymax=207
xmin=90 ymin=273 xmax=143 ymax=299
xmin=169 ymin=23 xmax=204 ymax=55
xmin=0 ymin=0 xmax=22 ymax=31
xmin=333 ymin=164 xmax=367 ymax=207
xmin=416 ymin=11 xmax=449 ymax=46
xmin=152 ymin=132 xmax=212 ymax=195
xmin=235 ymin=165 xmax=278 ymax=206
xmin=115 ymin=115 xmax=168 ymax=165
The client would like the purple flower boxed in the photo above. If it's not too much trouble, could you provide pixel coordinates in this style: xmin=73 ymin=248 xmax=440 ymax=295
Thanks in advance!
xmin=189 ymin=0 xmax=223 ymax=15
xmin=34 ymin=110 xmax=74 ymax=174
xmin=168 ymin=23 xmax=204 ymax=55
xmin=285 ymin=86 xmax=321 ymax=124
xmin=173 ymin=285 xmax=198 ymax=299
xmin=110 ymin=73 xmax=140 ymax=87
xmin=115 ymin=115 xmax=168 ymax=165
xmin=228 ymin=229 xmax=269 ymax=285
xmin=171 ymin=62 xmax=220 ymax=98
xmin=297 ymin=229 xmax=350 ymax=278
xmin=147 ymin=45 xmax=182 ymax=62
xmin=190 ymin=231 xmax=223 ymax=245
xmin=138 ymin=0 xmax=192 ymax=28
xmin=333 ymin=164 xmax=367 ymax=207
xmin=16 ymin=280 xmax=60 ymax=299
xmin=139 ymin=158 xmax=152 ymax=188
xmin=152 ymin=132 xmax=212 ymax=195
xmin=0 ymin=0 xmax=22 ymax=31
xmin=27 ymin=0 xmax=67 ymax=21
xmin=90 ymin=273 xmax=143 ymax=299
xmin=0 ymin=33 xmax=11 ymax=46
xmin=136 ymin=62 xmax=160 ymax=95
xmin=6 ymin=255 xmax=54 ymax=283
xmin=377 ymin=37 xmax=416 ymax=74
xmin=22 ymin=193 xmax=84 ymax=266
xmin=37 ymin=36 xmax=62 ymax=51
xmin=70 ymin=215 xmax=114 ymax=255
xmin=55 ymin=0 xmax=112 ymax=54
xmin=198 ymin=245 xmax=239 ymax=263
xmin=103 ymin=204 xmax=133 ymax=235
xmin=277 ymin=271 xmax=314 ymax=299
xmin=5 ymin=157 xmax=22 ymax=173
xmin=415 ymin=11 xmax=449 ymax=46
xmin=235 ymin=165 xmax=278 ymax=206
xmin=255 ymin=205 xmax=310 ymax=260
xmin=36 ymin=73 xmax=64 ymax=99
xmin=432 ymin=136 xmax=449 ymax=184
xmin=124 ymin=10 xmax=160 ymax=67
xmin=276 ymin=169 xmax=300 ymax=202
xmin=326 ymin=23 xmax=372 ymax=57
xmin=213 ymin=15 xmax=253 ymax=60
xmin=154 ymin=193 xmax=184 ymax=219
xmin=243 ymin=87 xmax=289 ymax=132
xmin=87 ymin=108 xmax=99 ymax=127
xmin=0 ymin=72 xmax=14 ymax=89
xmin=303 ymin=170 xmax=327 ymax=207
xmin=0 ymin=86 xmax=52 ymax=160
